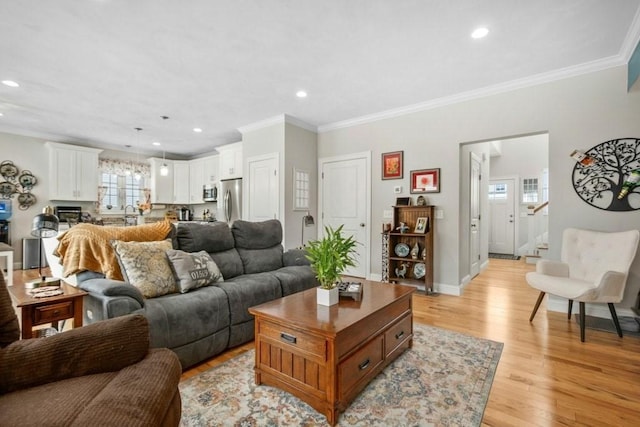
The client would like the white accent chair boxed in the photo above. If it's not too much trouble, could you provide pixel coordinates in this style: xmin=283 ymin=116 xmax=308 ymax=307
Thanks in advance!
xmin=526 ymin=228 xmax=639 ymax=342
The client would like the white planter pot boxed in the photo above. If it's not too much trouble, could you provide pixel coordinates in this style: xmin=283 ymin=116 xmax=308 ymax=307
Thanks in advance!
xmin=316 ymin=286 xmax=339 ymax=306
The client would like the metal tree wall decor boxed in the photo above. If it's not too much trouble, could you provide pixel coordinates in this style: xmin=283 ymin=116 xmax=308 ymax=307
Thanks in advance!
xmin=572 ymin=138 xmax=640 ymax=211
xmin=0 ymin=160 xmax=38 ymax=209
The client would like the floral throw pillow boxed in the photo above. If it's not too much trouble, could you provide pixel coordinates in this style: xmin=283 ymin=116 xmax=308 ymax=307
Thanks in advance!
xmin=112 ymin=239 xmax=177 ymax=298
xmin=166 ymin=249 xmax=224 ymax=293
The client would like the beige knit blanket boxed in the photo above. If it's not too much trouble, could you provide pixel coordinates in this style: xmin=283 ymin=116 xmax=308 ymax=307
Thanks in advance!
xmin=55 ymin=221 xmax=174 ymax=280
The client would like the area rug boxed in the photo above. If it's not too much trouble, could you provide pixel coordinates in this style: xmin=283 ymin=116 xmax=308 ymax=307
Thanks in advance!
xmin=179 ymin=324 xmax=503 ymax=426
xmin=488 ymin=253 xmax=521 ymax=260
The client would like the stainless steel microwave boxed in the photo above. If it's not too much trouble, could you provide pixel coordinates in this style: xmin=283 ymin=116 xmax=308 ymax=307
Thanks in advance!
xmin=54 ymin=206 xmax=82 ymax=224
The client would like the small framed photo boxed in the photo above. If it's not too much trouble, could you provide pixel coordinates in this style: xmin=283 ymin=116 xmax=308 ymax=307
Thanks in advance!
xmin=382 ymin=151 xmax=403 ymax=180
xmin=396 ymin=197 xmax=411 ymax=206
xmin=414 ymin=217 xmax=429 ymax=233
xmin=410 ymin=168 xmax=440 ymax=194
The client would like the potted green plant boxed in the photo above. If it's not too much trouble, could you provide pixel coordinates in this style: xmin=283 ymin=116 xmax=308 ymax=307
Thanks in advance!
xmin=305 ymin=225 xmax=358 ymax=306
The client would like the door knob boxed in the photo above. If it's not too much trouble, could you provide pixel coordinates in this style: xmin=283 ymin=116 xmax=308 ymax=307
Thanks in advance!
xmin=360 ymin=223 xmax=365 ymax=227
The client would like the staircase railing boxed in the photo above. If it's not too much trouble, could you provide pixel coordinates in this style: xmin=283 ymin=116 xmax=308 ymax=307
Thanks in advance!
xmin=527 ymin=201 xmax=549 ymax=256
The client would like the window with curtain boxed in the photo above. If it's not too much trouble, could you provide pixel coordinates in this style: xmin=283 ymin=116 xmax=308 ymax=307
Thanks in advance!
xmin=98 ymin=159 xmax=150 ymax=214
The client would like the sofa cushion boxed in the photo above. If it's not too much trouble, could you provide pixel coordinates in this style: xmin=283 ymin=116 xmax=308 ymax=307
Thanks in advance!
xmin=142 ymin=286 xmax=230 ymax=351
xmin=236 ymin=246 xmax=284 ymax=274
xmin=232 ymin=219 xmax=284 ymax=273
xmin=270 ymin=266 xmax=319 ymax=296
xmin=176 ymin=222 xmax=244 ymax=279
xmin=176 ymin=222 xmax=235 ymax=253
xmin=166 ymin=249 xmax=223 ymax=293
xmin=232 ymin=219 xmax=282 ymax=249
xmin=216 ymin=273 xmax=282 ymax=326
xmin=112 ymin=239 xmax=177 ymax=298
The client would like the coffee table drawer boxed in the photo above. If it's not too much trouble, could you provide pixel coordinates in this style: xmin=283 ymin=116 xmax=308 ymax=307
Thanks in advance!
xmin=260 ymin=320 xmax=327 ymax=358
xmin=384 ymin=314 xmax=412 ymax=357
xmin=34 ymin=301 xmax=73 ymax=324
xmin=339 ymin=334 xmax=384 ymax=398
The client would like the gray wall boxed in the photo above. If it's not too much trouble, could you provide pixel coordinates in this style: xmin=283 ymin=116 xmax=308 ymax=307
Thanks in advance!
xmin=318 ymin=65 xmax=640 ymax=309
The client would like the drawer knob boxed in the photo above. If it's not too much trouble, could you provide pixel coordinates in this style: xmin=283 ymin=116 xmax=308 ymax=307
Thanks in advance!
xmin=395 ymin=330 xmax=405 ymax=340
xmin=358 ymin=358 xmax=370 ymax=371
xmin=53 ymin=310 xmax=60 ymax=316
xmin=280 ymin=332 xmax=297 ymax=344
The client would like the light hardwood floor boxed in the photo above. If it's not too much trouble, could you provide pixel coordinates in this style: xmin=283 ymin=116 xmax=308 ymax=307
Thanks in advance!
xmin=14 ymin=259 xmax=640 ymax=426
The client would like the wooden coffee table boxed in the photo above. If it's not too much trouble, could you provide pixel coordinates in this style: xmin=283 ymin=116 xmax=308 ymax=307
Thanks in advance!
xmin=248 ymin=280 xmax=415 ymax=426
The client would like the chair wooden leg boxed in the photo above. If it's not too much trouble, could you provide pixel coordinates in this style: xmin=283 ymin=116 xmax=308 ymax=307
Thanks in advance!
xmin=608 ymin=303 xmax=623 ymax=338
xmin=568 ymin=299 xmax=573 ymax=319
xmin=530 ymin=292 xmax=546 ymax=322
xmin=579 ymin=302 xmax=586 ymax=342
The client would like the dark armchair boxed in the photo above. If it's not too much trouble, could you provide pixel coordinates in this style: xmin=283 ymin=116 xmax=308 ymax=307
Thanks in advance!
xmin=0 ymin=271 xmax=182 ymax=426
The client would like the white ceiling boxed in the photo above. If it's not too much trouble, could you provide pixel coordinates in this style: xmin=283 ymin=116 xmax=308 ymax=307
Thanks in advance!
xmin=1 ymin=0 xmax=640 ymax=157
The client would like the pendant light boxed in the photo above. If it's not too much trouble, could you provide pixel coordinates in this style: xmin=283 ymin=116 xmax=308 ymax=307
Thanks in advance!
xmin=160 ymin=150 xmax=169 ymax=176
xmin=134 ymin=127 xmax=142 ymax=181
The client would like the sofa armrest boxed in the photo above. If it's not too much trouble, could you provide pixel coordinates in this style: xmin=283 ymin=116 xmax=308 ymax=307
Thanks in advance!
xmin=0 ymin=314 xmax=150 ymax=394
xmin=283 ymin=248 xmax=311 ymax=267
xmin=80 ymin=278 xmax=145 ymax=307
xmin=536 ymin=259 xmax=569 ymax=277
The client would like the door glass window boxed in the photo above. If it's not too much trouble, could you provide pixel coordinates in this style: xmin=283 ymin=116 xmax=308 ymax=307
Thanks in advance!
xmin=489 ymin=183 xmax=507 ymax=200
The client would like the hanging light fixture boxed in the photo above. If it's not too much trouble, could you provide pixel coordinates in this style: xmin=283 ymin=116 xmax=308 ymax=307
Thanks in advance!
xmin=160 ymin=150 xmax=169 ymax=176
xmin=134 ymin=127 xmax=142 ymax=181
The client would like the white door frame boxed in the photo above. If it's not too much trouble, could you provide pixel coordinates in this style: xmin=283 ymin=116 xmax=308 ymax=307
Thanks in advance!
xmin=318 ymin=151 xmax=372 ymax=279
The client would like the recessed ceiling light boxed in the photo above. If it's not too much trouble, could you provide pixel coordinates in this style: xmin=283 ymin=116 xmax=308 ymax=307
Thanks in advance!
xmin=0 ymin=113 xmax=3 ymax=117
xmin=152 ymin=141 xmax=161 ymax=146
xmin=193 ymin=128 xmax=202 ymax=133
xmin=471 ymin=27 xmax=489 ymax=39
xmin=296 ymin=90 xmax=308 ymax=98
xmin=2 ymin=80 xmax=19 ymax=87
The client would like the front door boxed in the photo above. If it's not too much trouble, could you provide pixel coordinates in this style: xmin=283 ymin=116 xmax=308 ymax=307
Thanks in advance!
xmin=489 ymin=178 xmax=516 ymax=254
xmin=319 ymin=153 xmax=370 ymax=278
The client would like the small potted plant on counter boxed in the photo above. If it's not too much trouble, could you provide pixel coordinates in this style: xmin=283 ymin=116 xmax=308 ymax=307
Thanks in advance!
xmin=305 ymin=225 xmax=358 ymax=306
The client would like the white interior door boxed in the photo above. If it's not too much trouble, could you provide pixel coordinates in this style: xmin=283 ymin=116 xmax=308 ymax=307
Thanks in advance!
xmin=470 ymin=153 xmax=481 ymax=278
xmin=319 ymin=153 xmax=370 ymax=278
xmin=247 ymin=154 xmax=279 ymax=222
xmin=489 ymin=178 xmax=515 ymax=254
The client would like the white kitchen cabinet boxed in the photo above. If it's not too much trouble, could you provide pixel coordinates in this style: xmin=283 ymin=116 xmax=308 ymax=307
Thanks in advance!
xmin=47 ymin=142 xmax=102 ymax=201
xmin=218 ymin=142 xmax=243 ymax=180
xmin=189 ymin=158 xmax=205 ymax=204
xmin=148 ymin=157 xmax=174 ymax=204
xmin=173 ymin=161 xmax=190 ymax=204
xmin=203 ymin=155 xmax=220 ymax=185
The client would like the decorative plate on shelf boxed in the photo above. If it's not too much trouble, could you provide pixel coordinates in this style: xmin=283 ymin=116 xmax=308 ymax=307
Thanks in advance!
xmin=413 ymin=262 xmax=426 ymax=279
xmin=394 ymin=243 xmax=410 ymax=257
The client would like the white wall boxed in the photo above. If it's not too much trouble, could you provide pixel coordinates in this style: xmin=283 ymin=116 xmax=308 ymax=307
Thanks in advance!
xmin=318 ymin=65 xmax=640 ymax=309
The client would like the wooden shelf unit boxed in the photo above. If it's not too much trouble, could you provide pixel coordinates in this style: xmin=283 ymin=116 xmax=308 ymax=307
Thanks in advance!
xmin=384 ymin=205 xmax=434 ymax=293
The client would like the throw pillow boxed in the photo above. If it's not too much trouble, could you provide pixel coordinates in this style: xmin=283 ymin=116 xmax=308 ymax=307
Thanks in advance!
xmin=111 ymin=239 xmax=177 ymax=298
xmin=166 ymin=249 xmax=224 ymax=293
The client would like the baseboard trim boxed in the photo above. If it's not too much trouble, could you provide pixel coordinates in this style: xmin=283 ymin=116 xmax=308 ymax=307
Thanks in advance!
xmin=547 ymin=296 xmax=635 ymax=319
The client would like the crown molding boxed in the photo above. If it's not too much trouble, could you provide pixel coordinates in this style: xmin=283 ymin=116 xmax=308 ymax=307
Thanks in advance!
xmin=621 ymin=5 xmax=640 ymax=62
xmin=318 ymin=55 xmax=625 ymax=133
xmin=238 ymin=114 xmax=317 ymax=134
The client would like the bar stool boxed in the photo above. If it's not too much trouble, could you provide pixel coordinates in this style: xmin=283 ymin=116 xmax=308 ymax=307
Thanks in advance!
xmin=0 ymin=243 xmax=13 ymax=285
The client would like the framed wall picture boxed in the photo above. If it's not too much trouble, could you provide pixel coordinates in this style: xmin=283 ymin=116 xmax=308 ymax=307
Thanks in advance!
xmin=410 ymin=168 xmax=440 ymax=193
xmin=382 ymin=151 xmax=403 ymax=180
xmin=396 ymin=197 xmax=411 ymax=206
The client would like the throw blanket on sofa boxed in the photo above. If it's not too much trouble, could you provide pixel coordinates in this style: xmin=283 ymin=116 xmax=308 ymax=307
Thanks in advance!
xmin=55 ymin=221 xmax=174 ymax=280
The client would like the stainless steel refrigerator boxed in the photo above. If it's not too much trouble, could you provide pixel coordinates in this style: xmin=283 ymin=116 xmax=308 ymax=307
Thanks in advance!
xmin=218 ymin=178 xmax=242 ymax=224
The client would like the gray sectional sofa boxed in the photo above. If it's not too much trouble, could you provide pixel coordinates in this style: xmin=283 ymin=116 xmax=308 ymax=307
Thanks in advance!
xmin=76 ymin=219 xmax=318 ymax=369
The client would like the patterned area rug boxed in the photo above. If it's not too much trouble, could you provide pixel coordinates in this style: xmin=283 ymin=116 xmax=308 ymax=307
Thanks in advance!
xmin=179 ymin=324 xmax=503 ymax=426
xmin=488 ymin=253 xmax=521 ymax=260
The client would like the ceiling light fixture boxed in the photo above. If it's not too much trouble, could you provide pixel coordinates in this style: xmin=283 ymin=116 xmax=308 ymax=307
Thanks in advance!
xmin=296 ymin=90 xmax=308 ymax=98
xmin=2 ymin=80 xmax=19 ymax=87
xmin=152 ymin=141 xmax=161 ymax=146
xmin=160 ymin=151 xmax=169 ymax=176
xmin=0 ymin=113 xmax=3 ymax=117
xmin=193 ymin=128 xmax=202 ymax=133
xmin=471 ymin=27 xmax=489 ymax=39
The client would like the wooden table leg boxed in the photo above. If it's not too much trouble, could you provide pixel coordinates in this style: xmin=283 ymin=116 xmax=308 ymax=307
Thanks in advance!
xmin=21 ymin=308 xmax=33 ymax=340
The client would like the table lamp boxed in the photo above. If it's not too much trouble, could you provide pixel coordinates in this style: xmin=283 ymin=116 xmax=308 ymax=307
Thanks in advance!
xmin=26 ymin=206 xmax=60 ymax=288
xmin=301 ymin=211 xmax=314 ymax=247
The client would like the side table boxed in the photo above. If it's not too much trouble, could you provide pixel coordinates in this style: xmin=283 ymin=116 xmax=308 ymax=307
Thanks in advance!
xmin=8 ymin=281 xmax=88 ymax=339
